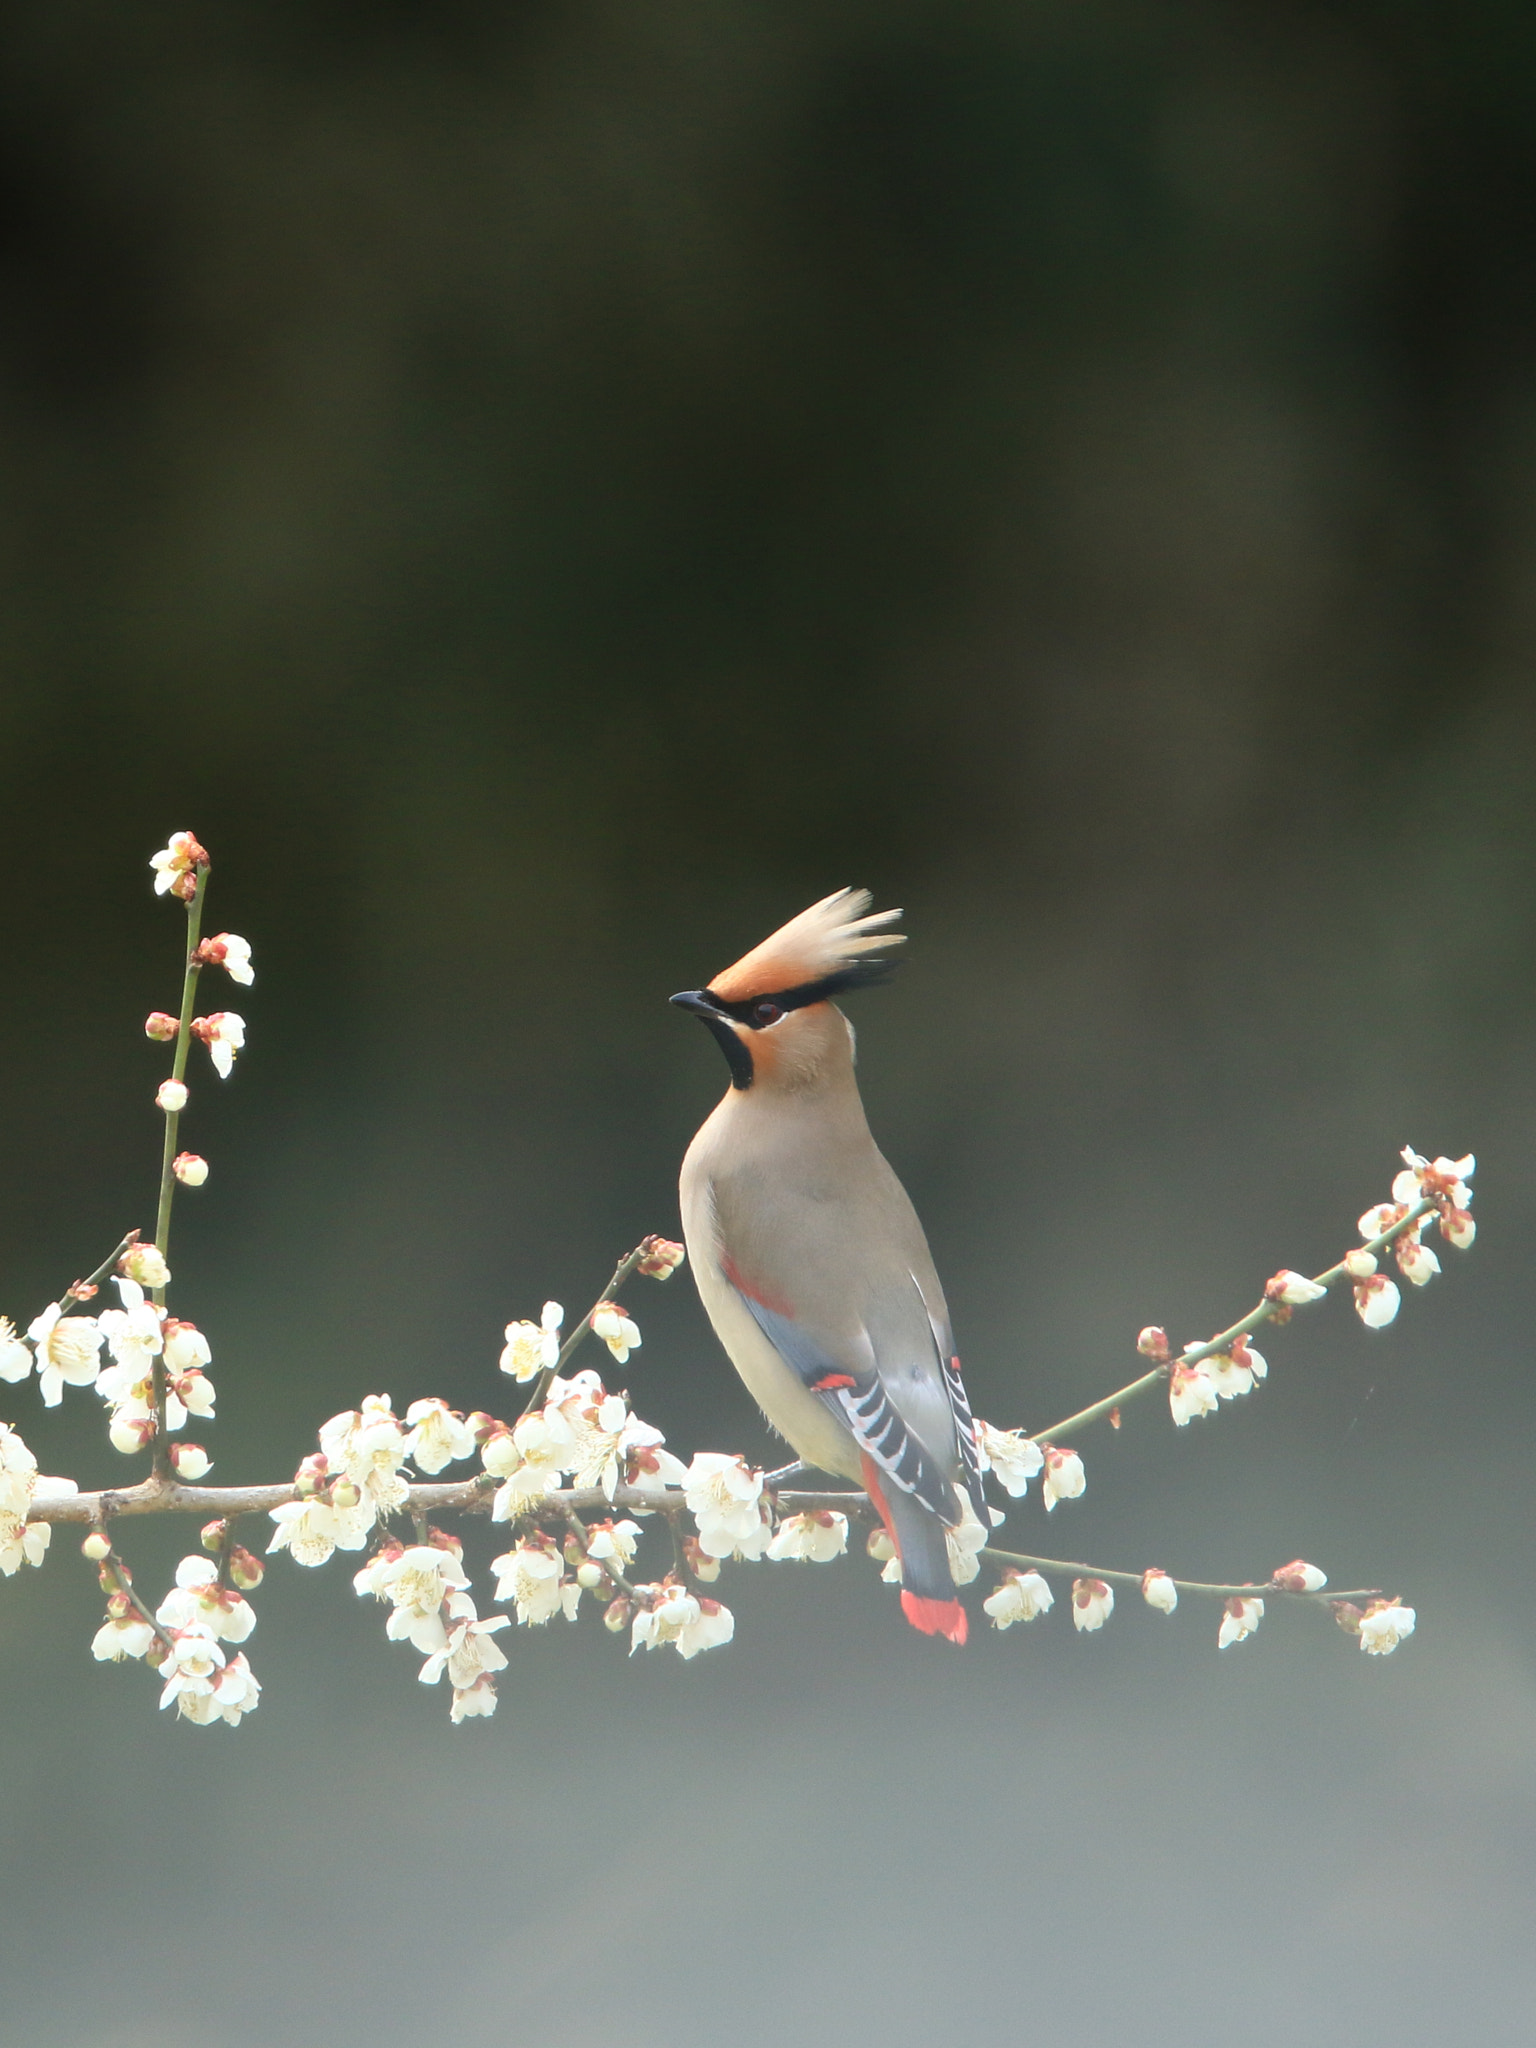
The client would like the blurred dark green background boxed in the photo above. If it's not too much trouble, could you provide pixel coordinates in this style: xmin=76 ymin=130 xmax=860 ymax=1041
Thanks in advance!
xmin=3 ymin=4 xmax=1535 ymax=2043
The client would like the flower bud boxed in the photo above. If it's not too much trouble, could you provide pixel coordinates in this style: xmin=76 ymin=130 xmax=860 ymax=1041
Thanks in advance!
xmin=576 ymin=1560 xmax=605 ymax=1590
xmin=172 ymin=1152 xmax=209 ymax=1186
xmin=1265 ymin=1270 xmax=1327 ymax=1306
xmin=294 ymin=1452 xmax=328 ymax=1496
xmin=1141 ymin=1568 xmax=1178 ymax=1613
xmin=866 ymin=1527 xmax=897 ymax=1563
xmin=637 ymin=1236 xmax=687 ymax=1280
xmin=683 ymin=1534 xmax=721 ymax=1583
xmin=563 ymin=1533 xmax=586 ymax=1569
xmin=81 ymin=1531 xmax=111 ymax=1562
xmin=200 ymin=1519 xmax=228 ymax=1554
xmin=170 ymin=1442 xmax=212 ymax=1479
xmin=156 ymin=1079 xmax=189 ymax=1113
xmin=1331 ymin=1600 xmax=1363 ymax=1635
xmin=144 ymin=1012 xmax=180 ymax=1042
xmin=195 ymin=933 xmax=254 ymax=985
xmin=120 ymin=1242 xmax=170 ymax=1289
xmin=228 ymin=1546 xmax=264 ymax=1591
xmin=145 ymin=1636 xmax=171 ymax=1667
xmin=1343 ymin=1248 xmax=1377 ymax=1279
xmin=106 ymin=1591 xmax=133 ymax=1619
xmin=1271 ymin=1558 xmax=1327 ymax=1593
xmin=330 ymin=1477 xmax=361 ymax=1510
xmin=1136 ymin=1325 xmax=1170 ymax=1361
xmin=603 ymin=1597 xmax=632 ymax=1633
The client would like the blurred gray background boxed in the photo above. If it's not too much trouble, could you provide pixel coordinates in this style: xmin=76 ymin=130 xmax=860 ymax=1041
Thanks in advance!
xmin=2 ymin=4 xmax=1534 ymax=2043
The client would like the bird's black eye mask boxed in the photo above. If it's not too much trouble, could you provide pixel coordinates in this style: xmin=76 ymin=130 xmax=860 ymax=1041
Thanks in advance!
xmin=673 ymin=959 xmax=899 ymax=1088
xmin=704 ymin=958 xmax=899 ymax=1031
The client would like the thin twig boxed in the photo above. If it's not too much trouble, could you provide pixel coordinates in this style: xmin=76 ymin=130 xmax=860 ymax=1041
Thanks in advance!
xmin=517 ymin=1243 xmax=651 ymax=1419
xmin=980 ymin=1545 xmax=1381 ymax=1604
xmin=1030 ymin=1197 xmax=1441 ymax=1444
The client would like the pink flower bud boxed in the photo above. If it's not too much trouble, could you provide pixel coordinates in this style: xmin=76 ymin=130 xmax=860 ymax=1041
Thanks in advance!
xmin=144 ymin=1013 xmax=180 ymax=1041
xmin=170 ymin=1442 xmax=212 ymax=1480
xmin=1272 ymin=1558 xmax=1327 ymax=1593
xmin=201 ymin=1520 xmax=227 ymax=1552
xmin=120 ymin=1242 xmax=170 ymax=1288
xmin=156 ymin=1079 xmax=189 ymax=1113
xmin=170 ymin=869 xmax=198 ymax=902
xmin=603 ymin=1597 xmax=632 ymax=1633
xmin=228 ymin=1546 xmax=264 ymax=1590
xmin=1265 ymin=1270 xmax=1328 ymax=1306
xmin=637 ymin=1236 xmax=687 ymax=1279
xmin=81 ymin=1531 xmax=111 ymax=1562
xmin=1331 ymin=1600 xmax=1363 ymax=1636
xmin=1136 ymin=1325 xmax=1170 ymax=1361
xmin=172 ymin=1152 xmax=209 ymax=1187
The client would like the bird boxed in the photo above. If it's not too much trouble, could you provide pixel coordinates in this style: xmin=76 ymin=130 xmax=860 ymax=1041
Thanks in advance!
xmin=672 ymin=887 xmax=988 ymax=1644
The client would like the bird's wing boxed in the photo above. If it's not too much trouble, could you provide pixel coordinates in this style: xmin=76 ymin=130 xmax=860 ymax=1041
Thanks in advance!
xmin=729 ymin=1284 xmax=960 ymax=1524
xmin=905 ymin=1266 xmax=989 ymax=1531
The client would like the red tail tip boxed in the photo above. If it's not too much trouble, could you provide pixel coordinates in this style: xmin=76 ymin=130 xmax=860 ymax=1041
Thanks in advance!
xmin=900 ymin=1591 xmax=968 ymax=1645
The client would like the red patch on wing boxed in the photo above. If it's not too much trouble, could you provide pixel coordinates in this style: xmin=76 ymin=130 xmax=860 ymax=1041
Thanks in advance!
xmin=720 ymin=1252 xmax=793 ymax=1318
xmin=859 ymin=1454 xmax=898 ymax=1548
xmin=810 ymin=1372 xmax=856 ymax=1391
xmin=900 ymin=1591 xmax=969 ymax=1645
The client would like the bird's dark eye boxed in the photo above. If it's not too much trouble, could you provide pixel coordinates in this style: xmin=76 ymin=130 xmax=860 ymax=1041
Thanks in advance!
xmin=751 ymin=1000 xmax=783 ymax=1027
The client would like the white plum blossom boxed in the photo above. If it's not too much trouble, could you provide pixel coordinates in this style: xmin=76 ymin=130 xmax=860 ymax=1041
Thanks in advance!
xmin=207 ymin=1653 xmax=261 ymax=1726
xmin=489 ymin=1537 xmax=572 ymax=1625
xmin=267 ymin=1492 xmax=375 ymax=1567
xmin=172 ymin=1152 xmax=209 ymax=1186
xmin=1359 ymin=1599 xmax=1416 ymax=1655
xmin=170 ymin=1443 xmax=212 ymax=1479
xmin=156 ymin=1079 xmax=188 ymax=1113
xmin=202 ymin=932 xmax=254 ymax=984
xmin=158 ymin=1627 xmax=225 ymax=1713
xmin=96 ymin=1278 xmax=164 ymax=1373
xmin=499 ymin=1301 xmax=563 ymax=1382
xmin=767 ymin=1511 xmax=849 ymax=1562
xmin=1168 ymin=1361 xmax=1218 ymax=1427
xmin=1265 ymin=1270 xmax=1327 ymax=1306
xmin=451 ymin=1678 xmax=498 ymax=1722
xmin=91 ymin=1612 xmax=156 ymax=1661
xmin=1072 ymin=1578 xmax=1114 ymax=1632
xmin=1208 ymin=1337 xmax=1266 ymax=1401
xmin=1218 ymin=1596 xmax=1265 ymax=1648
xmin=586 ymin=1519 xmax=641 ymax=1571
xmin=318 ymin=1395 xmax=409 ymax=1512
xmin=1394 ymin=1147 xmax=1474 ymax=1211
xmin=630 ymin=1582 xmax=734 ymax=1659
xmin=983 ymin=1569 xmax=1054 ymax=1628
xmin=0 ymin=1317 xmax=33 ymax=1384
xmin=360 ymin=1542 xmax=472 ymax=1653
xmin=945 ymin=1499 xmax=998 ymax=1586
xmin=550 ymin=1370 xmax=634 ymax=1497
xmin=684 ymin=1452 xmax=768 ymax=1559
xmin=0 ymin=1421 xmax=38 ymax=1517
xmin=1041 ymin=1445 xmax=1086 ymax=1513
xmin=487 ymin=1406 xmax=577 ymax=1518
xmin=27 ymin=1304 xmax=104 ymax=1406
xmin=1141 ymin=1568 xmax=1178 ymax=1614
xmin=420 ymin=1611 xmax=511 ymax=1691
xmin=622 ymin=1425 xmax=689 ymax=1495
xmin=193 ymin=1011 xmax=246 ymax=1079
xmin=591 ymin=1301 xmax=641 ymax=1364
xmin=973 ymin=1420 xmax=1044 ymax=1498
xmin=1395 ymin=1236 xmax=1441 ymax=1287
xmin=156 ymin=1556 xmax=256 ymax=1643
xmin=0 ymin=1511 xmax=50 ymax=1575
xmin=403 ymin=1398 xmax=477 ymax=1474
xmin=149 ymin=830 xmax=206 ymax=895
xmin=163 ymin=1321 xmax=212 ymax=1375
xmin=1353 ymin=1273 xmax=1400 ymax=1328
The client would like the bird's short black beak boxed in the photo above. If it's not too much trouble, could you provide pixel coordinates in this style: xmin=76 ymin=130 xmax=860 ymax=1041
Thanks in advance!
xmin=670 ymin=989 xmax=723 ymax=1019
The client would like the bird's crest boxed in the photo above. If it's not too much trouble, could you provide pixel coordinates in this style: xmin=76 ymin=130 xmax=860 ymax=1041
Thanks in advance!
xmin=708 ymin=887 xmax=905 ymax=1004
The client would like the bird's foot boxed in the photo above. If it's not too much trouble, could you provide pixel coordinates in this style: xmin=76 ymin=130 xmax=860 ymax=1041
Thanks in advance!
xmin=761 ymin=1460 xmax=807 ymax=1489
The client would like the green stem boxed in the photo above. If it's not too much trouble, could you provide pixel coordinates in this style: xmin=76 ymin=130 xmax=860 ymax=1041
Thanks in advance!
xmin=980 ymin=1545 xmax=1381 ymax=1604
xmin=149 ymin=867 xmax=208 ymax=1480
xmin=1030 ymin=1196 xmax=1441 ymax=1445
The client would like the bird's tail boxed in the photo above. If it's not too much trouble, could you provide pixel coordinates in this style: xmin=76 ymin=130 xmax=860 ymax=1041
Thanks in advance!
xmin=861 ymin=1453 xmax=967 ymax=1645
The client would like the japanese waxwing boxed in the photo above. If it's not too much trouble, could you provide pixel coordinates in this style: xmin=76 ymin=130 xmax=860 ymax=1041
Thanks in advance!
xmin=673 ymin=888 xmax=988 ymax=1644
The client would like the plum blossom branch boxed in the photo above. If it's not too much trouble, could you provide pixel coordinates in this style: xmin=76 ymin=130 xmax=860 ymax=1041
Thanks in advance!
xmin=1031 ymin=1195 xmax=1442 ymax=1445
xmin=979 ymin=1545 xmax=1377 ymax=1604
xmin=515 ymin=1240 xmax=662 ymax=1418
